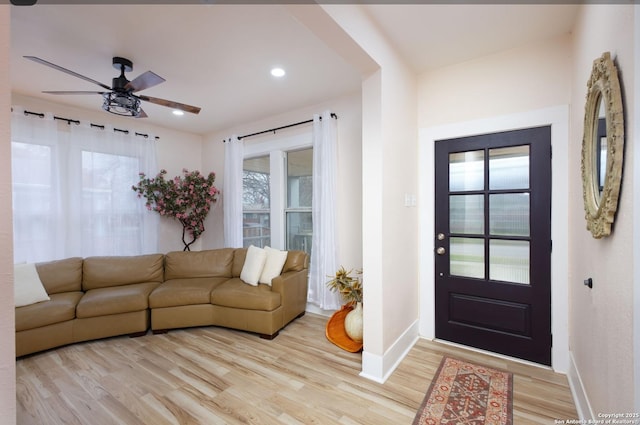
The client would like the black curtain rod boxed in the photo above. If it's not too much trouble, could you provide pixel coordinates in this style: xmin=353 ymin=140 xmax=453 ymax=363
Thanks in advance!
xmin=55 ymin=115 xmax=80 ymax=126
xmin=224 ymin=113 xmax=338 ymax=142
xmin=21 ymin=109 xmax=159 ymax=140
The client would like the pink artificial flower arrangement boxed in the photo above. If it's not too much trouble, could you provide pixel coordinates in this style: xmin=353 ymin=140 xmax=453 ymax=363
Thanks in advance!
xmin=132 ymin=168 xmax=220 ymax=250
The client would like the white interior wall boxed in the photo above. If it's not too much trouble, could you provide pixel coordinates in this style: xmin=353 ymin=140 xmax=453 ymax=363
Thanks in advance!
xmin=418 ymin=34 xmax=572 ymax=127
xmin=569 ymin=4 xmax=636 ymax=417
xmin=634 ymin=4 xmax=640 ymax=414
xmin=319 ymin=4 xmax=419 ymax=382
xmin=0 ymin=5 xmax=16 ymax=425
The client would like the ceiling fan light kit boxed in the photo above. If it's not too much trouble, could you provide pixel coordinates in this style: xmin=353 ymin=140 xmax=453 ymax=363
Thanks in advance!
xmin=24 ymin=55 xmax=201 ymax=118
xmin=102 ymin=92 xmax=142 ymax=117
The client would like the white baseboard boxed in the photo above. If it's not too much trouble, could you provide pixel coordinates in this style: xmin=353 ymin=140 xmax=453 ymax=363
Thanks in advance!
xmin=360 ymin=319 xmax=419 ymax=383
xmin=567 ymin=350 xmax=594 ymax=420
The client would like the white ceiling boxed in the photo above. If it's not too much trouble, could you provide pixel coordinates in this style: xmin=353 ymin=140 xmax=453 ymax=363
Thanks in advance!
xmin=364 ymin=4 xmax=578 ymax=72
xmin=10 ymin=4 xmax=579 ymax=136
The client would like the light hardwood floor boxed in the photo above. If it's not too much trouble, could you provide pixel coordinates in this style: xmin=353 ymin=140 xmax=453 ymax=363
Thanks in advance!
xmin=16 ymin=313 xmax=577 ymax=424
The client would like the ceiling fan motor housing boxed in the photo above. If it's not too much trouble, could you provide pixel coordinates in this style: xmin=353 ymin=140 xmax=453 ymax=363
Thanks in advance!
xmin=112 ymin=57 xmax=133 ymax=91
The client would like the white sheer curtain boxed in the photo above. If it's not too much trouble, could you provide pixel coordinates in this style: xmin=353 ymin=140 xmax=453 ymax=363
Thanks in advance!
xmin=223 ymin=135 xmax=244 ymax=248
xmin=11 ymin=108 xmax=158 ymax=263
xmin=308 ymin=111 xmax=341 ymax=310
xmin=66 ymin=121 xmax=158 ymax=257
xmin=11 ymin=108 xmax=64 ymax=262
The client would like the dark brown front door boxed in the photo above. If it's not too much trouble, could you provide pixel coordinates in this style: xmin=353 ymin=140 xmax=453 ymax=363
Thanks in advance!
xmin=434 ymin=126 xmax=552 ymax=365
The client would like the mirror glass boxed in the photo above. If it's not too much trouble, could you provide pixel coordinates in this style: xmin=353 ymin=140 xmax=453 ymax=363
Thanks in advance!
xmin=594 ymin=95 xmax=607 ymax=202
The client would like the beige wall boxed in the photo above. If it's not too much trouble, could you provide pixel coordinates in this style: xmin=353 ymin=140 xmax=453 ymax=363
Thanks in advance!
xmin=0 ymin=5 xmax=16 ymax=425
xmin=11 ymin=93 xmax=205 ymax=254
xmin=418 ymin=34 xmax=572 ymax=128
xmin=319 ymin=4 xmax=419 ymax=380
xmin=569 ymin=5 xmax=636 ymax=415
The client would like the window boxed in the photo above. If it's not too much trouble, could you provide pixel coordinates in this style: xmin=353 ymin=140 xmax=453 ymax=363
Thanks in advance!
xmin=243 ymin=156 xmax=271 ymax=248
xmin=241 ymin=135 xmax=312 ymax=255
xmin=286 ymin=149 xmax=312 ymax=254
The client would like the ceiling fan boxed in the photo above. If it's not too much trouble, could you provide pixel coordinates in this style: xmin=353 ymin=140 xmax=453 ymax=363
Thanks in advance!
xmin=24 ymin=56 xmax=201 ymax=118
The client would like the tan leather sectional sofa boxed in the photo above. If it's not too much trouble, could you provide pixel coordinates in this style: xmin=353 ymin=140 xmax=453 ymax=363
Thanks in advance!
xmin=15 ymin=248 xmax=309 ymax=357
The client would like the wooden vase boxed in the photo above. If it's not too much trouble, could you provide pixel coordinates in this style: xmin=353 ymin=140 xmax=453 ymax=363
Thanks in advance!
xmin=344 ymin=302 xmax=363 ymax=343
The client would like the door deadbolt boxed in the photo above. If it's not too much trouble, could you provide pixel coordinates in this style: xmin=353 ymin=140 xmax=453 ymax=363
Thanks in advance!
xmin=437 ymin=233 xmax=445 ymax=241
xmin=436 ymin=247 xmax=446 ymax=255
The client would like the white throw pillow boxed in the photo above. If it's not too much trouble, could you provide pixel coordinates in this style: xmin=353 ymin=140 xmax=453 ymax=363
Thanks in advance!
xmin=259 ymin=246 xmax=288 ymax=285
xmin=240 ymin=245 xmax=268 ymax=286
xmin=14 ymin=263 xmax=50 ymax=307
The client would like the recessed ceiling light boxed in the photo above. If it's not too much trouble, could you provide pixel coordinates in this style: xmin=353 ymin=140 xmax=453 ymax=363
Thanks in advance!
xmin=172 ymin=110 xmax=184 ymax=116
xmin=270 ymin=67 xmax=286 ymax=78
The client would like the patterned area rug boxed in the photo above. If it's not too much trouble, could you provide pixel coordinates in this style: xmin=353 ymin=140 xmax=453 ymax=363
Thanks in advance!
xmin=413 ymin=357 xmax=513 ymax=425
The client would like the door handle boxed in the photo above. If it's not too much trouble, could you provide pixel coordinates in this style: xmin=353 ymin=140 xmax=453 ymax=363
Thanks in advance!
xmin=436 ymin=247 xmax=446 ymax=255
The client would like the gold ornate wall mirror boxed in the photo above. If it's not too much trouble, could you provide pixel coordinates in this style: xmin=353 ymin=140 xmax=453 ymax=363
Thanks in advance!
xmin=581 ymin=52 xmax=624 ymax=238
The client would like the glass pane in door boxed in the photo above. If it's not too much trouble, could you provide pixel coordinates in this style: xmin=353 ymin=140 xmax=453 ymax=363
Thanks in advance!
xmin=489 ymin=146 xmax=529 ymax=190
xmin=489 ymin=193 xmax=530 ymax=237
xmin=449 ymin=150 xmax=484 ymax=192
xmin=489 ymin=240 xmax=530 ymax=284
xmin=450 ymin=194 xmax=484 ymax=234
xmin=450 ymin=237 xmax=485 ymax=279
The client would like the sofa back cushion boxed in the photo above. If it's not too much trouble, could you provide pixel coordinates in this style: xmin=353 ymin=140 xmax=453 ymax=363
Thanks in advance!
xmin=231 ymin=248 xmax=248 ymax=277
xmin=82 ymin=254 xmax=164 ymax=290
xmin=35 ymin=257 xmax=83 ymax=294
xmin=283 ymin=250 xmax=308 ymax=272
xmin=164 ymin=248 xmax=235 ymax=280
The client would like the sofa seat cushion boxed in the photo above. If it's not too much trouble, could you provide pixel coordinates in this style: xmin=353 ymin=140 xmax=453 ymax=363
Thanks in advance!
xmin=211 ymin=278 xmax=281 ymax=311
xmin=16 ymin=292 xmax=83 ymax=332
xmin=149 ymin=277 xmax=229 ymax=308
xmin=76 ymin=282 xmax=159 ymax=318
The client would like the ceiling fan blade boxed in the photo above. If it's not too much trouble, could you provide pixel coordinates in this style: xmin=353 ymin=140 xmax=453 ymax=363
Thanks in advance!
xmin=24 ymin=56 xmax=112 ymax=91
xmin=136 ymin=108 xmax=148 ymax=119
xmin=125 ymin=71 xmax=165 ymax=92
xmin=43 ymin=90 xmax=107 ymax=95
xmin=138 ymin=95 xmax=201 ymax=114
